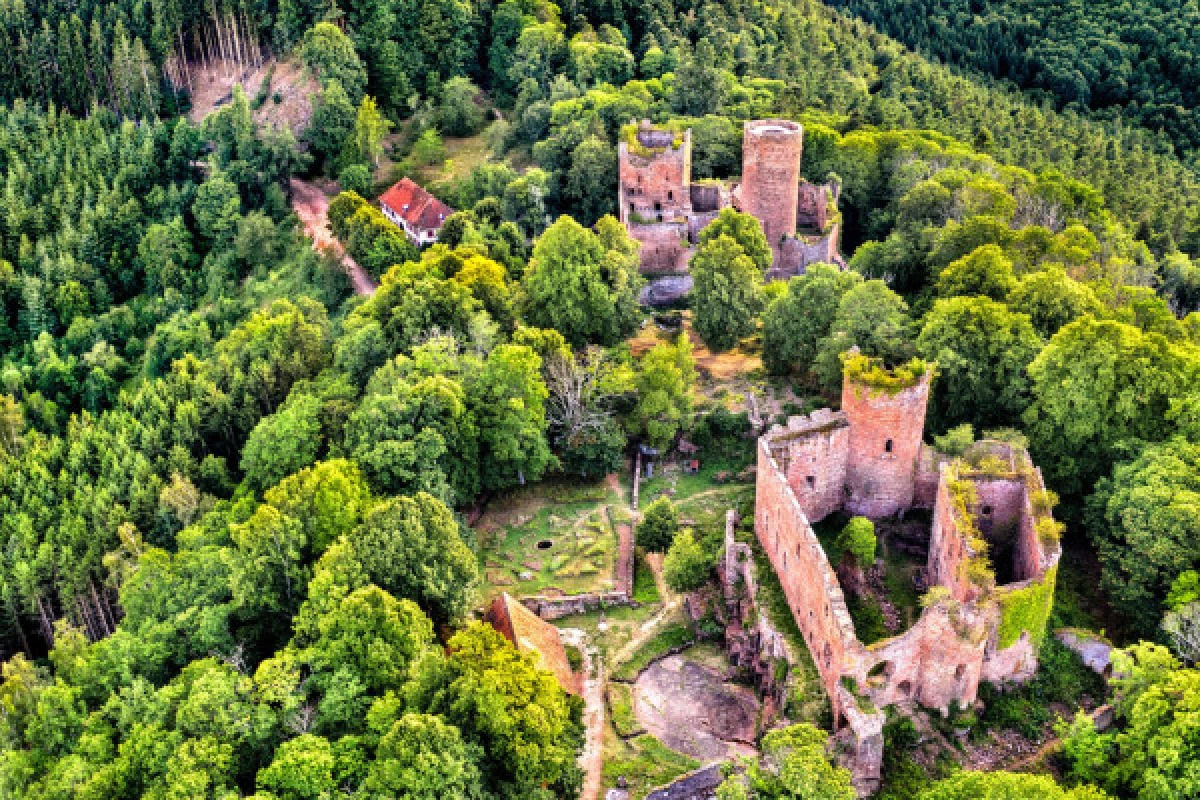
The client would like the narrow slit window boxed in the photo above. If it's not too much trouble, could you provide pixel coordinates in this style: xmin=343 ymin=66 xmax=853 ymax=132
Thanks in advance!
xmin=885 ymin=439 xmax=894 ymax=453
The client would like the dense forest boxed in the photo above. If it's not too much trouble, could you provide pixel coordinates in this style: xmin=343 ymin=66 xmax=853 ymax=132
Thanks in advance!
xmin=0 ymin=0 xmax=1196 ymax=796
xmin=825 ymin=0 xmax=1200 ymax=160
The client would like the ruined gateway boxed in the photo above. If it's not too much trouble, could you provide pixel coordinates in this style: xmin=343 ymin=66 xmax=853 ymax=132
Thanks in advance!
xmin=617 ymin=118 xmax=841 ymax=278
xmin=754 ymin=356 xmax=1061 ymax=793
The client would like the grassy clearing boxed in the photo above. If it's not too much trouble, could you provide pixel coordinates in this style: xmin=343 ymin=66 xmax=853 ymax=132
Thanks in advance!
xmin=881 ymin=545 xmax=924 ymax=631
xmin=611 ymin=619 xmax=696 ymax=682
xmin=602 ymin=727 xmax=700 ymax=800
xmin=553 ymin=603 xmax=660 ymax=666
xmin=607 ymin=682 xmax=644 ymax=737
xmin=474 ymin=479 xmax=621 ymax=604
xmin=632 ymin=552 xmax=660 ymax=604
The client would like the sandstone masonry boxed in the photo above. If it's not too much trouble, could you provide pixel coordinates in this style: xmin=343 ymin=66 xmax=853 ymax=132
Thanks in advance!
xmin=755 ymin=358 xmax=1061 ymax=793
xmin=617 ymin=119 xmax=841 ymax=278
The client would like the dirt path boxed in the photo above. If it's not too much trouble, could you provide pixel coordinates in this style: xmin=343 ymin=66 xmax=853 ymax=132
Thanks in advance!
xmin=561 ymin=628 xmax=606 ymax=800
xmin=613 ymin=558 xmax=681 ymax=667
xmin=289 ymin=178 xmax=378 ymax=296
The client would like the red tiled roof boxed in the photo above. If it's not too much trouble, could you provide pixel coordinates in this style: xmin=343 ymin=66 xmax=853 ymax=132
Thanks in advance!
xmin=486 ymin=593 xmax=581 ymax=695
xmin=379 ymin=177 xmax=454 ymax=233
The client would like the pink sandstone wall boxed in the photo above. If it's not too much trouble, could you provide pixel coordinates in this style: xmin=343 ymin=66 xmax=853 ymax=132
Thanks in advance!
xmin=770 ymin=411 xmax=850 ymax=522
xmin=626 ymin=222 xmax=692 ymax=274
xmin=756 ymin=437 xmax=861 ymax=720
xmin=618 ymin=135 xmax=691 ymax=222
xmin=842 ymin=373 xmax=932 ymax=518
xmin=741 ymin=120 xmax=802 ymax=262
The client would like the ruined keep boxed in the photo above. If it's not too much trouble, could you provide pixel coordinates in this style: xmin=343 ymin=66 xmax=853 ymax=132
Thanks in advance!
xmin=617 ymin=119 xmax=840 ymax=281
xmin=755 ymin=355 xmax=1061 ymax=793
xmin=740 ymin=120 xmax=803 ymax=262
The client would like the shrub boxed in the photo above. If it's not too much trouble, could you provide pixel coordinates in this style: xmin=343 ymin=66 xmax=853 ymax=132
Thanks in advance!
xmin=339 ymin=163 xmax=373 ymax=197
xmin=837 ymin=516 xmax=877 ymax=566
xmin=933 ymin=423 xmax=975 ymax=456
xmin=663 ymin=528 xmax=711 ymax=593
xmin=638 ymin=496 xmax=678 ymax=552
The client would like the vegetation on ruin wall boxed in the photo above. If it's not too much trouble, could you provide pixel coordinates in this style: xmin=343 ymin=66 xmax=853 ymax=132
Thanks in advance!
xmin=996 ymin=566 xmax=1057 ymax=649
xmin=947 ymin=478 xmax=997 ymax=591
xmin=620 ymin=122 xmax=685 ymax=159
xmin=843 ymin=354 xmax=931 ymax=396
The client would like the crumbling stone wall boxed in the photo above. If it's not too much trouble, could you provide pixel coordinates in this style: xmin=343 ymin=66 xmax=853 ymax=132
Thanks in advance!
xmin=740 ymin=119 xmax=803 ymax=260
xmin=796 ymin=182 xmax=829 ymax=231
xmin=773 ymin=226 xmax=842 ymax=280
xmin=842 ymin=371 xmax=933 ymax=518
xmin=618 ymin=124 xmax=692 ymax=226
xmin=754 ymin=362 xmax=1062 ymax=793
xmin=627 ymin=221 xmax=692 ymax=273
xmin=756 ymin=438 xmax=861 ymax=714
xmin=767 ymin=409 xmax=850 ymax=522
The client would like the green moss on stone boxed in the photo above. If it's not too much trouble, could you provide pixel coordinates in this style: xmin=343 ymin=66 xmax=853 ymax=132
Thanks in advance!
xmin=995 ymin=565 xmax=1057 ymax=650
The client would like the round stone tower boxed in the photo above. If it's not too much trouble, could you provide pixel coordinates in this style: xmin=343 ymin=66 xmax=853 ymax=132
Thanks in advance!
xmin=741 ymin=119 xmax=803 ymax=260
xmin=840 ymin=358 xmax=933 ymax=519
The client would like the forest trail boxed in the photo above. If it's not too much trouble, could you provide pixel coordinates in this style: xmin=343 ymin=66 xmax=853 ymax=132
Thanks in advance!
xmin=289 ymin=178 xmax=378 ymax=296
xmin=560 ymin=627 xmax=606 ymax=800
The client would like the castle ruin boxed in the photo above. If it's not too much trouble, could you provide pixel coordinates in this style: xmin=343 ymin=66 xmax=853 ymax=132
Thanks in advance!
xmin=617 ymin=119 xmax=841 ymax=280
xmin=754 ymin=356 xmax=1061 ymax=793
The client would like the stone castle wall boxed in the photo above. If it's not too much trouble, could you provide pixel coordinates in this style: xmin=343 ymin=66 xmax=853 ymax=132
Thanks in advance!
xmin=617 ymin=128 xmax=692 ymax=227
xmin=740 ymin=119 xmax=803 ymax=260
xmin=627 ymin=221 xmax=692 ymax=273
xmin=773 ymin=225 xmax=842 ymax=280
xmin=755 ymin=436 xmax=863 ymax=718
xmin=754 ymin=369 xmax=1061 ymax=793
xmin=618 ymin=118 xmax=843 ymax=275
xmin=842 ymin=373 xmax=932 ymax=518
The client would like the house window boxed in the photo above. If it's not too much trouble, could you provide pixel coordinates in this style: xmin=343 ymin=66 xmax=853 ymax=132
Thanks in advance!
xmin=667 ymin=190 xmax=673 ymax=200
xmin=806 ymin=475 xmax=815 ymax=489
xmin=885 ymin=439 xmax=894 ymax=453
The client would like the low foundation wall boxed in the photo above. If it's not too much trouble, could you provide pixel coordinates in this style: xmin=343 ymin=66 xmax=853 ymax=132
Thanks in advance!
xmin=522 ymin=590 xmax=633 ymax=620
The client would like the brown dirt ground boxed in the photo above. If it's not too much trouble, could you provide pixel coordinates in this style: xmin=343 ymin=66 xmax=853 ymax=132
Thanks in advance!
xmin=289 ymin=178 xmax=377 ymax=295
xmin=186 ymin=57 xmax=317 ymax=136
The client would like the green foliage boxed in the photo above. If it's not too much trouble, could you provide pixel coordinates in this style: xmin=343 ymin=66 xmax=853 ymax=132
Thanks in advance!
xmin=611 ymin=622 xmax=696 ymax=681
xmin=1087 ymin=436 xmax=1200 ymax=635
xmin=638 ymin=496 xmax=679 ymax=552
xmin=917 ymin=295 xmax=1042 ymax=431
xmin=1060 ymin=642 xmax=1200 ymax=800
xmin=607 ymin=682 xmax=643 ymax=737
xmin=629 ymin=334 xmax=695 ymax=451
xmin=717 ymin=723 xmax=856 ymax=799
xmin=937 ymin=244 xmax=1017 ymax=300
xmin=996 ymin=566 xmax=1057 ymax=649
xmin=762 ymin=265 xmax=862 ymax=376
xmin=690 ymin=233 xmax=764 ymax=351
xmin=842 ymin=354 xmax=929 ymax=395
xmin=976 ymin=637 xmax=1104 ymax=739
xmin=302 ymin=22 xmax=368 ymax=101
xmin=438 ymin=77 xmax=487 ymax=137
xmin=698 ymin=208 xmax=772 ymax=275
xmin=1025 ymin=317 xmax=1197 ymax=496
xmin=351 ymin=493 xmax=480 ymax=627
xmin=920 ymin=771 xmax=1110 ymax=800
xmin=933 ymin=424 xmax=975 ymax=457
xmin=838 ymin=517 xmax=876 ymax=567
xmin=815 ymin=283 xmax=914 ymax=390
xmin=518 ymin=215 xmax=641 ymax=347
xmin=663 ymin=528 xmax=711 ymax=593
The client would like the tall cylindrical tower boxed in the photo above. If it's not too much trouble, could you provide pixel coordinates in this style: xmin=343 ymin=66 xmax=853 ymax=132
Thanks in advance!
xmin=741 ymin=119 xmax=803 ymax=260
xmin=840 ymin=358 xmax=933 ymax=518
